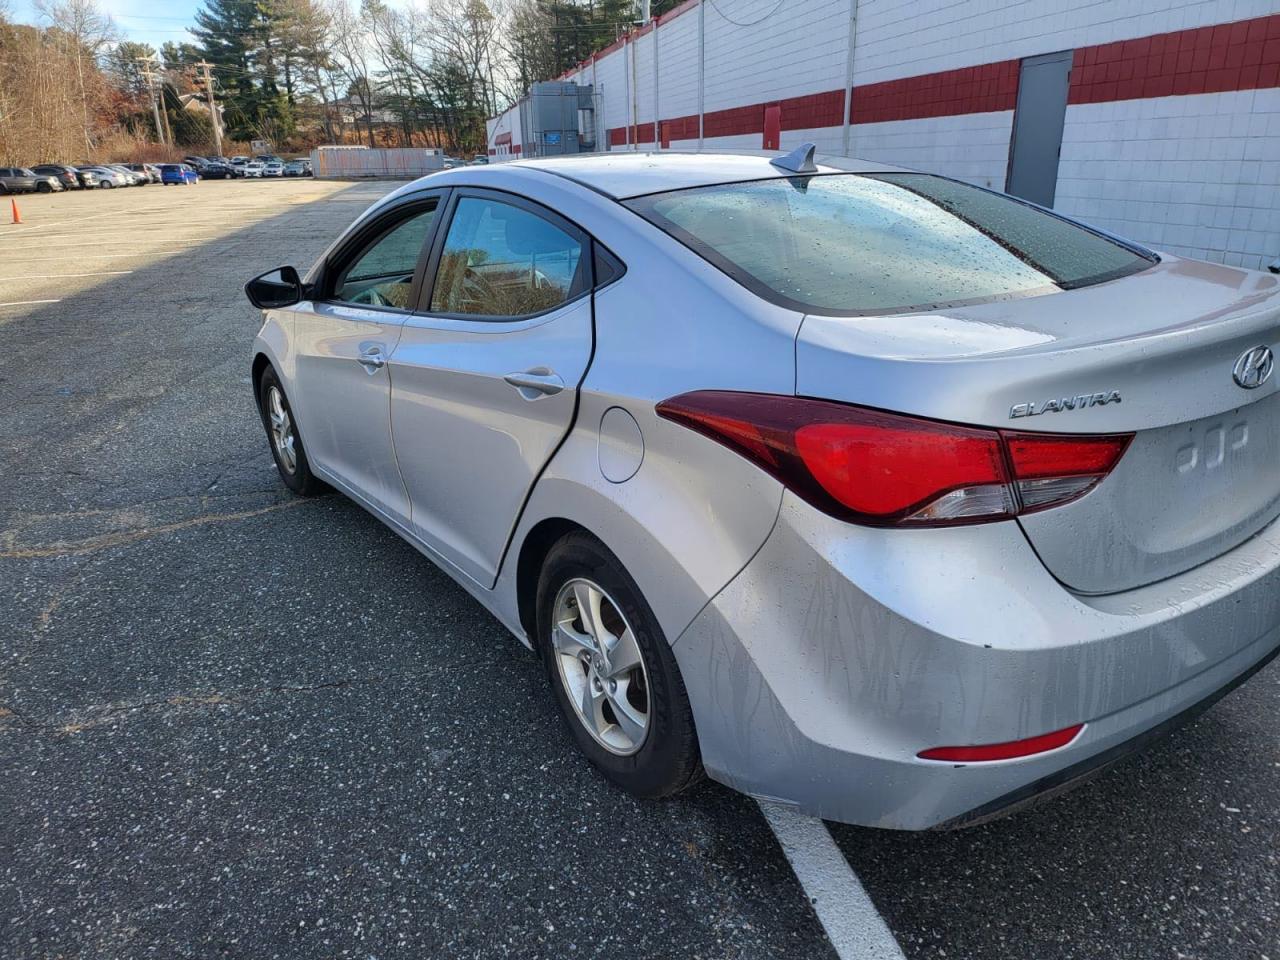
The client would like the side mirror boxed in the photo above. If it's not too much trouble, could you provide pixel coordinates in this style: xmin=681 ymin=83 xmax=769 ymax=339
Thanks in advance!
xmin=245 ymin=265 xmax=304 ymax=309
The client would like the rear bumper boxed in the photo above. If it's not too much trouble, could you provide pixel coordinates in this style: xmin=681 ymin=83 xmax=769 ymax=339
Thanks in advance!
xmin=934 ymin=639 xmax=1279 ymax=829
xmin=673 ymin=495 xmax=1280 ymax=830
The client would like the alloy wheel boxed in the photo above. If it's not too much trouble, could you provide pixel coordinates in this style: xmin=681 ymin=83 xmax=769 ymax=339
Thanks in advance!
xmin=266 ymin=384 xmax=297 ymax=473
xmin=551 ymin=578 xmax=651 ymax=756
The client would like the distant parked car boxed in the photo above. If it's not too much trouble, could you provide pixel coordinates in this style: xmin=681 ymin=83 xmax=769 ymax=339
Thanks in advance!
xmin=77 ymin=166 xmax=128 ymax=188
xmin=32 ymin=164 xmax=83 ymax=190
xmin=70 ymin=167 xmax=100 ymax=188
xmin=243 ymin=161 xmax=265 ymax=178
xmin=33 ymin=171 xmax=63 ymax=193
xmin=283 ymin=160 xmax=308 ymax=177
xmin=102 ymin=164 xmax=145 ymax=186
xmin=200 ymin=161 xmax=234 ymax=180
xmin=159 ymin=163 xmax=199 ymax=185
xmin=470 ymin=154 xmax=490 ymax=165
xmin=0 ymin=168 xmax=42 ymax=194
xmin=183 ymin=156 xmax=210 ymax=169
xmin=263 ymin=160 xmax=285 ymax=177
xmin=123 ymin=163 xmax=161 ymax=184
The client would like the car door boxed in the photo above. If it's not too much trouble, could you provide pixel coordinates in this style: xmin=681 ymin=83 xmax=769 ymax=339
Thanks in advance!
xmin=289 ymin=191 xmax=445 ymax=523
xmin=388 ymin=189 xmax=597 ymax=586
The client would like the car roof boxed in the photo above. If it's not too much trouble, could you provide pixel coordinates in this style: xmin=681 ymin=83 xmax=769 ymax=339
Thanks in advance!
xmin=512 ymin=150 xmax=907 ymax=199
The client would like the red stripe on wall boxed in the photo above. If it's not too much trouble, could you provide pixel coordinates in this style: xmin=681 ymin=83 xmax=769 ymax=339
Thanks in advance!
xmin=588 ymin=12 xmax=1279 ymax=151
xmin=1070 ymin=13 xmax=1280 ymax=103
xmin=851 ymin=60 xmax=1020 ymax=124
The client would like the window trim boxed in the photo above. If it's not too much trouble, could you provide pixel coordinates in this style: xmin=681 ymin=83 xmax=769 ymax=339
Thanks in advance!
xmin=318 ymin=188 xmax=450 ymax=315
xmin=622 ymin=171 xmax=1158 ymax=318
xmin=415 ymin=187 xmax=594 ymax=323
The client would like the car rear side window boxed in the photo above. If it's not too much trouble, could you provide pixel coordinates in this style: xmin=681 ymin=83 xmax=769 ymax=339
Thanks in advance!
xmin=624 ymin=173 xmax=1155 ymax=315
xmin=428 ymin=197 xmax=585 ymax=318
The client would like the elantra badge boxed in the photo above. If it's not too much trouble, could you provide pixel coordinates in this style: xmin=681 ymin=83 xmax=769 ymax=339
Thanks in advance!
xmin=1233 ymin=345 xmax=1274 ymax=390
xmin=1009 ymin=390 xmax=1122 ymax=419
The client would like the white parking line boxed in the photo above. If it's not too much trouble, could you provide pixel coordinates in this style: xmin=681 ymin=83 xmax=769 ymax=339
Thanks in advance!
xmin=0 ymin=238 xmax=215 ymax=250
xmin=0 ymin=271 xmax=133 ymax=279
xmin=759 ymin=802 xmax=907 ymax=960
xmin=0 ymin=299 xmax=61 ymax=306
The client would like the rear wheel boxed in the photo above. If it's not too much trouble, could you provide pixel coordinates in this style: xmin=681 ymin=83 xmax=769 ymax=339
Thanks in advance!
xmin=36 ymin=182 xmax=51 ymax=193
xmin=536 ymin=533 xmax=702 ymax=799
xmin=257 ymin=366 xmax=324 ymax=496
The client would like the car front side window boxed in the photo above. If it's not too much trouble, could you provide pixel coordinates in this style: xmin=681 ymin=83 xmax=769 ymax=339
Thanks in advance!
xmin=428 ymin=197 xmax=585 ymax=318
xmin=331 ymin=202 xmax=439 ymax=310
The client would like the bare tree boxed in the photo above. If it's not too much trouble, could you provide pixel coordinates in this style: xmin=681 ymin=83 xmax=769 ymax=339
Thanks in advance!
xmin=326 ymin=0 xmax=377 ymax=146
xmin=36 ymin=0 xmax=116 ymax=156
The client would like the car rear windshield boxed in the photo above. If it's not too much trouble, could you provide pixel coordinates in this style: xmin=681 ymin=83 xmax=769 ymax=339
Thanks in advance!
xmin=623 ymin=173 xmax=1156 ymax=315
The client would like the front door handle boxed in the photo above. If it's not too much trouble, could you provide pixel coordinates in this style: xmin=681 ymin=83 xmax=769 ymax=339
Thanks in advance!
xmin=504 ymin=369 xmax=564 ymax=398
xmin=357 ymin=348 xmax=386 ymax=371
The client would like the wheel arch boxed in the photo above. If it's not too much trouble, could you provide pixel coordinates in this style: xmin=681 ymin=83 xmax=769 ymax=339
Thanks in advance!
xmin=514 ymin=516 xmax=593 ymax=644
xmin=251 ymin=351 xmax=273 ymax=394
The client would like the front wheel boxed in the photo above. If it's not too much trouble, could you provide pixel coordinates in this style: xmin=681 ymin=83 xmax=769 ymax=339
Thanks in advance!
xmin=536 ymin=533 xmax=703 ymax=799
xmin=257 ymin=366 xmax=324 ymax=496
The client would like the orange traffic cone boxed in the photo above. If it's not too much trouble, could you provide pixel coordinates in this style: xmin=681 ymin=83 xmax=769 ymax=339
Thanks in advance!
xmin=10 ymin=198 xmax=20 ymax=224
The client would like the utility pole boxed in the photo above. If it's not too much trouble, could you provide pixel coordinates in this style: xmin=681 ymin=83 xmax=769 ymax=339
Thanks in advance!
xmin=195 ymin=61 xmax=223 ymax=157
xmin=138 ymin=55 xmax=167 ymax=147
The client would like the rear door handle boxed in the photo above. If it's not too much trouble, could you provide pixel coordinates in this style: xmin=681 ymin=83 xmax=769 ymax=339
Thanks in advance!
xmin=358 ymin=348 xmax=386 ymax=371
xmin=504 ymin=370 xmax=564 ymax=398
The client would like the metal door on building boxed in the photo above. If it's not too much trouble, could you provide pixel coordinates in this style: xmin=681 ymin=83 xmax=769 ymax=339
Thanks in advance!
xmin=1006 ymin=50 xmax=1073 ymax=208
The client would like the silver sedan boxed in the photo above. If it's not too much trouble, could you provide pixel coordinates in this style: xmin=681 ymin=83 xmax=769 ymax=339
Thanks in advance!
xmin=245 ymin=147 xmax=1280 ymax=829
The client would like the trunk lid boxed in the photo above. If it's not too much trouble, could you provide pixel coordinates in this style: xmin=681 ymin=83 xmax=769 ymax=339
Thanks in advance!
xmin=796 ymin=256 xmax=1280 ymax=594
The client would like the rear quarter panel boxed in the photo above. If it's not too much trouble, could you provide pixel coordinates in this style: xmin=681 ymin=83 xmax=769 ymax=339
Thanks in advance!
xmin=489 ymin=169 xmax=805 ymax=644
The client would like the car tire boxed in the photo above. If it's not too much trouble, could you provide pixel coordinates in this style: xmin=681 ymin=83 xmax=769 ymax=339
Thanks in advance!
xmin=257 ymin=366 xmax=324 ymax=496
xmin=36 ymin=182 xmax=51 ymax=193
xmin=535 ymin=532 xmax=703 ymax=800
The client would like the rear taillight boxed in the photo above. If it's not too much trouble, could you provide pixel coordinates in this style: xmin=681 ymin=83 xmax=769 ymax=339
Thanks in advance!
xmin=655 ymin=391 xmax=1132 ymax=527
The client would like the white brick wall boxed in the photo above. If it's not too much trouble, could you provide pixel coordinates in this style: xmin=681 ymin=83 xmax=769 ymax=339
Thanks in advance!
xmin=852 ymin=0 xmax=1280 ymax=85
xmin=490 ymin=1 xmax=1280 ymax=269
xmin=634 ymin=31 xmax=657 ymax=127
xmin=1057 ymin=87 xmax=1280 ymax=270
xmin=595 ymin=49 xmax=630 ymax=139
xmin=657 ymin=11 xmax=700 ymax=120
xmin=848 ymin=111 xmax=1015 ymax=190
xmin=703 ymin=0 xmax=849 ymax=110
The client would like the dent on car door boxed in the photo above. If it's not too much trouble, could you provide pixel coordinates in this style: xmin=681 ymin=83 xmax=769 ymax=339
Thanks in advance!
xmin=289 ymin=193 xmax=444 ymax=522
xmin=388 ymin=190 xmax=597 ymax=587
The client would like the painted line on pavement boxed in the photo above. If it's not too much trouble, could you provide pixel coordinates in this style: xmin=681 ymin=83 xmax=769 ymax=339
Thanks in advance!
xmin=0 ymin=238 xmax=216 ymax=250
xmin=0 ymin=271 xmax=133 ymax=279
xmin=759 ymin=801 xmax=907 ymax=960
xmin=0 ymin=299 xmax=61 ymax=306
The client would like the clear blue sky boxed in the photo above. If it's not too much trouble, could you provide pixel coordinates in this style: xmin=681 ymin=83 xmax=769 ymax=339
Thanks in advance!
xmin=10 ymin=0 xmax=204 ymax=49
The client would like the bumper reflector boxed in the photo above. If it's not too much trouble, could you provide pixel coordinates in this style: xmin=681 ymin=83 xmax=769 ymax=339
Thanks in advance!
xmin=918 ymin=723 xmax=1084 ymax=762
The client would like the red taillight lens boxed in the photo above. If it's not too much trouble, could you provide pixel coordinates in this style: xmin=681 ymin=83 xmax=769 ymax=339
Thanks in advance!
xmin=655 ymin=391 xmax=1132 ymax=527
xmin=917 ymin=723 xmax=1084 ymax=762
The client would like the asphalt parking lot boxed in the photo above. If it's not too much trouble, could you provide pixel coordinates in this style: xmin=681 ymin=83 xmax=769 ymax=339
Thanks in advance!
xmin=1 ymin=179 xmax=1278 ymax=960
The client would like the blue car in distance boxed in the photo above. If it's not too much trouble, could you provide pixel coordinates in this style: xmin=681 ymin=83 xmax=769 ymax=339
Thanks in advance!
xmin=159 ymin=163 xmax=199 ymax=185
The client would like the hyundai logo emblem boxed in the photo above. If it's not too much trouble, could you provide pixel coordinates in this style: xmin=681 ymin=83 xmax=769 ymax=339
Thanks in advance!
xmin=1233 ymin=345 xmax=1275 ymax=390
